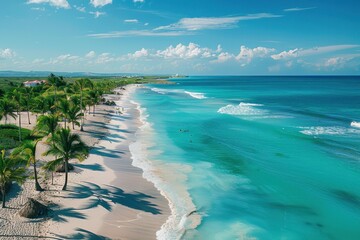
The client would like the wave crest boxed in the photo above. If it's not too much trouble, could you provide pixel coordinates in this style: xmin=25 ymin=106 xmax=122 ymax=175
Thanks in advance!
xmin=218 ymin=102 xmax=265 ymax=116
xmin=150 ymin=88 xmax=207 ymax=99
xmin=300 ymin=126 xmax=360 ymax=136
xmin=350 ymin=121 xmax=360 ymax=129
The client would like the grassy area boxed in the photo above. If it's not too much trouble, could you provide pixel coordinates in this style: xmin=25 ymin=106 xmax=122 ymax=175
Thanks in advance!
xmin=0 ymin=124 xmax=34 ymax=150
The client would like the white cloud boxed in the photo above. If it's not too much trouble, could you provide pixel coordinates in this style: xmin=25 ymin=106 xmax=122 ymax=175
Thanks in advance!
xmin=156 ymin=43 xmax=214 ymax=59
xmin=27 ymin=0 xmax=70 ymax=9
xmin=90 ymin=11 xmax=106 ymax=18
xmin=124 ymin=19 xmax=139 ymax=23
xmin=236 ymin=46 xmax=275 ymax=66
xmin=214 ymin=52 xmax=234 ymax=63
xmin=88 ymin=30 xmax=190 ymax=38
xmin=129 ymin=48 xmax=149 ymax=59
xmin=271 ymin=45 xmax=359 ymax=60
xmin=85 ymin=51 xmax=96 ymax=58
xmin=75 ymin=5 xmax=86 ymax=12
xmin=31 ymin=7 xmax=45 ymax=11
xmin=284 ymin=7 xmax=316 ymax=12
xmin=155 ymin=13 xmax=281 ymax=31
xmin=133 ymin=0 xmax=144 ymax=2
xmin=271 ymin=48 xmax=299 ymax=60
xmin=96 ymin=53 xmax=115 ymax=64
xmin=90 ymin=0 xmax=112 ymax=8
xmin=0 ymin=48 xmax=16 ymax=58
xmin=318 ymin=54 xmax=360 ymax=69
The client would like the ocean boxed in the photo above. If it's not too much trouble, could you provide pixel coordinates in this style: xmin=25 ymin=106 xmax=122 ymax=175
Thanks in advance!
xmin=129 ymin=76 xmax=360 ymax=240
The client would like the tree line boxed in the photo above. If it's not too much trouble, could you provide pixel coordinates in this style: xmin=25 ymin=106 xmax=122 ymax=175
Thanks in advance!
xmin=0 ymin=74 xmax=121 ymax=208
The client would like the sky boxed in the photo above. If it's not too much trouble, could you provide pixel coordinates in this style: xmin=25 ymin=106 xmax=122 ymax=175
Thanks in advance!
xmin=0 ymin=0 xmax=360 ymax=75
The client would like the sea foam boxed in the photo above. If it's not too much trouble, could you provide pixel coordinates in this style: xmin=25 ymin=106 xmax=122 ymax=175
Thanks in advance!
xmin=300 ymin=126 xmax=360 ymax=135
xmin=218 ymin=102 xmax=265 ymax=116
xmin=129 ymin=99 xmax=201 ymax=240
xmin=150 ymin=87 xmax=207 ymax=99
xmin=350 ymin=121 xmax=360 ymax=129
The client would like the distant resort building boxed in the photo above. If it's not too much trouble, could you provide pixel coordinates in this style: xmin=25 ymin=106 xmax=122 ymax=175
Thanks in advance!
xmin=23 ymin=80 xmax=46 ymax=87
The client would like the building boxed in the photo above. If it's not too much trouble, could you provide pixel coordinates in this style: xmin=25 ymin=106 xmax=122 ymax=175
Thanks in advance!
xmin=23 ymin=80 xmax=46 ymax=87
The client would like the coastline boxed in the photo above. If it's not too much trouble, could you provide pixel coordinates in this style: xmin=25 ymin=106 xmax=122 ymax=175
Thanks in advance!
xmin=0 ymin=85 xmax=171 ymax=239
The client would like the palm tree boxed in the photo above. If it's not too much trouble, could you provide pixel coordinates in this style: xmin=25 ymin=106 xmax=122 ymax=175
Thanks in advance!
xmin=0 ymin=98 xmax=17 ymax=124
xmin=44 ymin=128 xmax=89 ymax=190
xmin=88 ymin=89 xmax=102 ymax=116
xmin=11 ymin=89 xmax=23 ymax=142
xmin=11 ymin=140 xmax=43 ymax=191
xmin=33 ymin=114 xmax=59 ymax=138
xmin=47 ymin=74 xmax=65 ymax=110
xmin=0 ymin=150 xmax=27 ymax=208
xmin=58 ymin=99 xmax=70 ymax=129
xmin=68 ymin=104 xmax=83 ymax=130
xmin=34 ymin=114 xmax=59 ymax=185
xmin=75 ymin=79 xmax=93 ymax=131
xmin=21 ymin=87 xmax=33 ymax=124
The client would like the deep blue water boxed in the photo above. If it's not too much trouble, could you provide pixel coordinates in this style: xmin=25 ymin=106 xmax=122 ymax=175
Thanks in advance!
xmin=133 ymin=76 xmax=360 ymax=240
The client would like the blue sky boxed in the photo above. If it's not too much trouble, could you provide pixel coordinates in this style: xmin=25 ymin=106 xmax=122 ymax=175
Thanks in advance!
xmin=0 ymin=0 xmax=359 ymax=75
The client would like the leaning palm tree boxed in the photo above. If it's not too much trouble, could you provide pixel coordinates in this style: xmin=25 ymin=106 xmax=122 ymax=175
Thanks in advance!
xmin=75 ymin=79 xmax=93 ymax=131
xmin=44 ymin=128 xmax=89 ymax=190
xmin=67 ymin=104 xmax=83 ymax=130
xmin=0 ymin=98 xmax=17 ymax=124
xmin=0 ymin=150 xmax=27 ymax=208
xmin=11 ymin=140 xmax=43 ymax=191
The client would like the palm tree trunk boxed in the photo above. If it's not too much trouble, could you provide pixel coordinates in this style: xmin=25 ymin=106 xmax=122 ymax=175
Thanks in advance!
xmin=5 ymin=115 xmax=7 ymax=124
xmin=80 ymin=90 xmax=84 ymax=131
xmin=88 ymin=105 xmax=90 ymax=115
xmin=93 ymin=105 xmax=95 ymax=116
xmin=72 ymin=122 xmax=75 ymax=130
xmin=51 ymin=171 xmax=54 ymax=185
xmin=1 ymin=186 xmax=6 ymax=208
xmin=33 ymin=162 xmax=43 ymax=191
xmin=27 ymin=102 xmax=31 ymax=124
xmin=62 ymin=160 xmax=68 ymax=190
xmin=18 ymin=109 xmax=22 ymax=142
xmin=64 ymin=118 xmax=67 ymax=129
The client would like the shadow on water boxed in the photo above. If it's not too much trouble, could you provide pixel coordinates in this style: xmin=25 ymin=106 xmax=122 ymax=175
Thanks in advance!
xmin=90 ymin=146 xmax=125 ymax=158
xmin=66 ymin=182 xmax=162 ymax=214
xmin=54 ymin=228 xmax=111 ymax=240
xmin=332 ymin=190 xmax=360 ymax=209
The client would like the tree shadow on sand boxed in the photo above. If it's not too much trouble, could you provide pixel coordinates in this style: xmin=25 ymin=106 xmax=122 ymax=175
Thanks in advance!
xmin=66 ymin=182 xmax=161 ymax=214
xmin=73 ymin=163 xmax=105 ymax=172
xmin=54 ymin=228 xmax=111 ymax=240
xmin=90 ymin=146 xmax=125 ymax=158
xmin=48 ymin=204 xmax=87 ymax=223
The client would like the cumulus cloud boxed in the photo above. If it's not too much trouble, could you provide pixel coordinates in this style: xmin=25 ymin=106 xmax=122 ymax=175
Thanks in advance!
xmin=0 ymin=48 xmax=16 ymax=58
xmin=214 ymin=52 xmax=234 ymax=63
xmin=27 ymin=0 xmax=70 ymax=9
xmin=155 ymin=13 xmax=281 ymax=31
xmin=85 ymin=51 xmax=96 ymax=58
xmin=124 ymin=19 xmax=139 ymax=23
xmin=156 ymin=43 xmax=215 ymax=59
xmin=271 ymin=48 xmax=299 ymax=60
xmin=90 ymin=11 xmax=106 ymax=18
xmin=75 ymin=6 xmax=86 ymax=12
xmin=271 ymin=45 xmax=359 ymax=60
xmin=236 ymin=46 xmax=275 ymax=66
xmin=133 ymin=0 xmax=144 ymax=2
xmin=90 ymin=0 xmax=112 ymax=8
xmin=129 ymin=48 xmax=149 ymax=59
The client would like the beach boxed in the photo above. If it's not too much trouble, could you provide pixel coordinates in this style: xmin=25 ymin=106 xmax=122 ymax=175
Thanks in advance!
xmin=0 ymin=85 xmax=170 ymax=239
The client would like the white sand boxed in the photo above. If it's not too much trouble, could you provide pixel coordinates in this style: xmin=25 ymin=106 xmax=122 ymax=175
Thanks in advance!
xmin=0 ymin=85 xmax=171 ymax=239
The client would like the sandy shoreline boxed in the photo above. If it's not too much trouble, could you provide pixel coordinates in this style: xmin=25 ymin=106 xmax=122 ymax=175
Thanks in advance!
xmin=0 ymin=85 xmax=171 ymax=239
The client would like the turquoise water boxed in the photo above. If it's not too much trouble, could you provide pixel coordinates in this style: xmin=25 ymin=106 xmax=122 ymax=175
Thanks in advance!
xmin=132 ymin=76 xmax=360 ymax=240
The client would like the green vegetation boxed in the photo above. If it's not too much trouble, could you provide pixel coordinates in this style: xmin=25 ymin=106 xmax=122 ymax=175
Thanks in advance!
xmin=0 ymin=73 xmax=171 ymax=209
xmin=0 ymin=125 xmax=33 ymax=149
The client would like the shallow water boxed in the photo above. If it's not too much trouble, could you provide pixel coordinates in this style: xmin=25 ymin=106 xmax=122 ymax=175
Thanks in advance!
xmin=132 ymin=76 xmax=360 ymax=240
